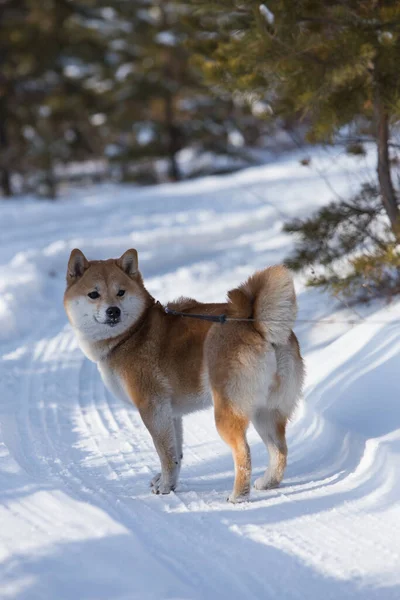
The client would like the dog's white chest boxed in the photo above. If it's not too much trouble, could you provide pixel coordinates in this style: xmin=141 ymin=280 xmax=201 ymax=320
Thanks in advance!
xmin=97 ymin=361 xmax=132 ymax=406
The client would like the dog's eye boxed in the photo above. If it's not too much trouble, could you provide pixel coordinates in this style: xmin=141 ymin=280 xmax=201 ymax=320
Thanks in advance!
xmin=117 ymin=290 xmax=125 ymax=297
xmin=88 ymin=291 xmax=100 ymax=299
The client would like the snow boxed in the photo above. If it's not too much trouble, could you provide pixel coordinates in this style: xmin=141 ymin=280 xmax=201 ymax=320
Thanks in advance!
xmin=0 ymin=146 xmax=399 ymax=599
xmin=259 ymin=4 xmax=275 ymax=26
xmin=378 ymin=31 xmax=394 ymax=44
xmin=155 ymin=31 xmax=177 ymax=47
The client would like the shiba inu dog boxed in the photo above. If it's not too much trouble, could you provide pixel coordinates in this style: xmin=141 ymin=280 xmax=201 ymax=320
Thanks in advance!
xmin=64 ymin=249 xmax=304 ymax=502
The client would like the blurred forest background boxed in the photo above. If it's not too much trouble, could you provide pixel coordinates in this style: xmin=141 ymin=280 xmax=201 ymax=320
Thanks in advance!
xmin=1 ymin=0 xmax=399 ymax=298
xmin=0 ymin=0 xmax=289 ymax=197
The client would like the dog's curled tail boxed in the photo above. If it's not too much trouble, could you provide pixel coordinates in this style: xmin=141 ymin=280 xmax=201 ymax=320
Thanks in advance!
xmin=227 ymin=265 xmax=297 ymax=345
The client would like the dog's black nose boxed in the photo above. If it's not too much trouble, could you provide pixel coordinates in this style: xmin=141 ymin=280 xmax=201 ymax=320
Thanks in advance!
xmin=106 ymin=306 xmax=121 ymax=320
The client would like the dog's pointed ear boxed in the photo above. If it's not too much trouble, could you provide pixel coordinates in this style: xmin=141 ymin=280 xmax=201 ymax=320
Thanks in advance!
xmin=67 ymin=249 xmax=89 ymax=282
xmin=117 ymin=249 xmax=138 ymax=277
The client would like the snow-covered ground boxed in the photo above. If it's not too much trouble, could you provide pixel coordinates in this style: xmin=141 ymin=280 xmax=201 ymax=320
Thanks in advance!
xmin=0 ymin=147 xmax=399 ymax=600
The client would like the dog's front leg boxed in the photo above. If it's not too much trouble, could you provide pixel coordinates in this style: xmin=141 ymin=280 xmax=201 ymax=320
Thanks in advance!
xmin=139 ymin=398 xmax=180 ymax=494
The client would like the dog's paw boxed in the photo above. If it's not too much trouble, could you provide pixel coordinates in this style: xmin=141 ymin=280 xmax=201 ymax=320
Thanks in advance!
xmin=227 ymin=492 xmax=250 ymax=504
xmin=254 ymin=476 xmax=280 ymax=491
xmin=151 ymin=478 xmax=176 ymax=495
xmin=150 ymin=472 xmax=161 ymax=488
xmin=151 ymin=472 xmax=177 ymax=495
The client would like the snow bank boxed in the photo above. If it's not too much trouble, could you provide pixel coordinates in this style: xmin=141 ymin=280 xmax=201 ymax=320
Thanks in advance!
xmin=0 ymin=145 xmax=399 ymax=599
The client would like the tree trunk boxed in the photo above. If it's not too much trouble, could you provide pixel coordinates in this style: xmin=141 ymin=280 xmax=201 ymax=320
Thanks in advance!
xmin=374 ymin=93 xmax=399 ymax=238
xmin=0 ymin=97 xmax=12 ymax=197
xmin=165 ymin=94 xmax=181 ymax=182
xmin=45 ymin=169 xmax=57 ymax=200
xmin=0 ymin=166 xmax=11 ymax=197
xmin=43 ymin=148 xmax=57 ymax=200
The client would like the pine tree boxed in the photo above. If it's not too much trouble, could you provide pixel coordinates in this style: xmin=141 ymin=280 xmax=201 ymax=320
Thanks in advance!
xmin=0 ymin=0 xmax=28 ymax=197
xmin=105 ymin=1 xmax=265 ymax=182
xmin=0 ymin=0 xmax=111 ymax=198
xmin=190 ymin=0 xmax=400 ymax=239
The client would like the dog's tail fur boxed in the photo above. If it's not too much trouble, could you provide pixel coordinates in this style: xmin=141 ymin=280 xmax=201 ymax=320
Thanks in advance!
xmin=226 ymin=266 xmax=297 ymax=345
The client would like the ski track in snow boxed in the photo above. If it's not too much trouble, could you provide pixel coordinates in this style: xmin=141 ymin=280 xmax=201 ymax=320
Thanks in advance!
xmin=0 ymin=148 xmax=399 ymax=599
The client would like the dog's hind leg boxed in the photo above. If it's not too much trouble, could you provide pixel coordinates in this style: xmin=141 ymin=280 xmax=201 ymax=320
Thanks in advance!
xmin=252 ymin=408 xmax=287 ymax=490
xmin=214 ymin=392 xmax=251 ymax=503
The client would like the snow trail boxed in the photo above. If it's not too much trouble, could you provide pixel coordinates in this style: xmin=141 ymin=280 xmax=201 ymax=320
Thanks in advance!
xmin=1 ymin=147 xmax=399 ymax=599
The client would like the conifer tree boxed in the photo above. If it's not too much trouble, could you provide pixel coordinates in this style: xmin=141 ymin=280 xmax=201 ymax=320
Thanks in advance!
xmin=0 ymin=0 xmax=28 ymax=197
xmin=191 ymin=0 xmax=400 ymax=239
xmin=106 ymin=0 xmax=263 ymax=182
xmin=0 ymin=0 xmax=111 ymax=197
